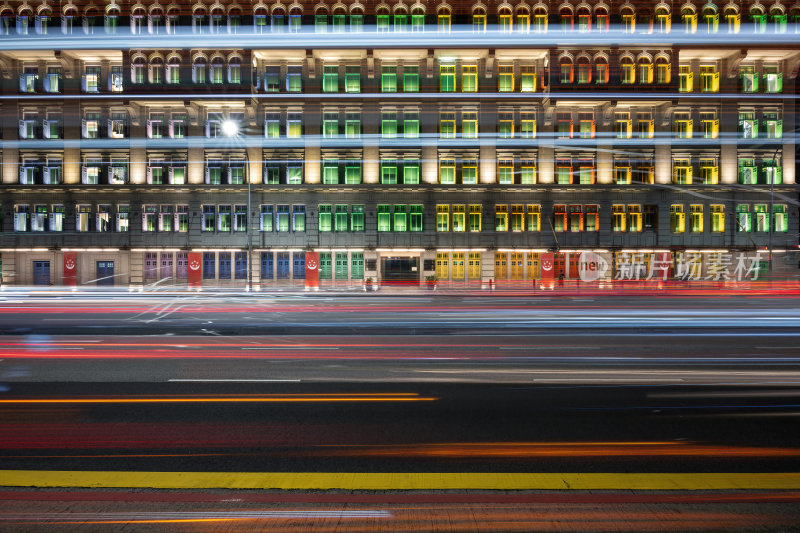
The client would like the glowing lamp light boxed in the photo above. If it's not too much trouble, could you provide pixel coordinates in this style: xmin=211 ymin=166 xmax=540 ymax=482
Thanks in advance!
xmin=222 ymin=120 xmax=239 ymax=137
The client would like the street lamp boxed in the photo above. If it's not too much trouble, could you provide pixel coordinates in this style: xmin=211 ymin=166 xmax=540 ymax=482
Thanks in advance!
xmin=222 ymin=119 xmax=251 ymax=291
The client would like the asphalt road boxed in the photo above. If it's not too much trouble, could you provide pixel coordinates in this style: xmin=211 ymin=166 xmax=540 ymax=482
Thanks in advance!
xmin=1 ymin=291 xmax=799 ymax=531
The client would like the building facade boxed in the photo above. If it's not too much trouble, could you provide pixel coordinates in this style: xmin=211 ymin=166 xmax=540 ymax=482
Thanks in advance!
xmin=0 ymin=0 xmax=798 ymax=288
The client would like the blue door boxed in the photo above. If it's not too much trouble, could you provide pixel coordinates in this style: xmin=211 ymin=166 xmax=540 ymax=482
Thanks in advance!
xmin=276 ymin=252 xmax=290 ymax=279
xmin=33 ymin=261 xmax=50 ymax=286
xmin=293 ymin=252 xmax=305 ymax=279
xmin=218 ymin=252 xmax=231 ymax=279
xmin=96 ymin=261 xmax=114 ymax=286
xmin=261 ymin=252 xmax=274 ymax=280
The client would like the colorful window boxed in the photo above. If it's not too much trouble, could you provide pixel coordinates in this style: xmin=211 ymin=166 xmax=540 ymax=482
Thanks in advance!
xmin=436 ymin=205 xmax=449 ymax=232
xmin=710 ymin=205 xmax=724 ymax=232
xmin=469 ymin=205 xmax=482 ymax=232
xmin=495 ymin=205 xmax=508 ymax=232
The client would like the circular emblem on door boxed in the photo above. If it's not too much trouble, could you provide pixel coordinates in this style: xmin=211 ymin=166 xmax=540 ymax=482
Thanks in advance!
xmin=307 ymin=259 xmax=318 ymax=270
xmin=189 ymin=260 xmax=201 ymax=271
xmin=541 ymin=259 xmax=553 ymax=271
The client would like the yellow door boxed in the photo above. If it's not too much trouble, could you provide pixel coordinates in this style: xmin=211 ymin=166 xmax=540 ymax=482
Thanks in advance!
xmin=468 ymin=252 xmax=481 ymax=280
xmin=526 ymin=253 xmax=539 ymax=279
xmin=510 ymin=252 xmax=524 ymax=280
xmin=494 ymin=252 xmax=507 ymax=280
xmin=436 ymin=252 xmax=449 ymax=280
xmin=452 ymin=252 xmax=465 ymax=279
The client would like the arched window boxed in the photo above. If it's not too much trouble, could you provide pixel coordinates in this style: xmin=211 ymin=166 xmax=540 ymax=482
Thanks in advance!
xmin=655 ymin=6 xmax=671 ymax=33
xmin=149 ymin=7 xmax=164 ymax=34
xmin=516 ymin=6 xmax=530 ymax=33
xmin=16 ymin=7 xmax=32 ymax=35
xmin=104 ymin=6 xmax=120 ymax=34
xmin=437 ymin=6 xmax=451 ymax=32
xmin=131 ymin=56 xmax=146 ymax=84
xmin=210 ymin=6 xmax=225 ymax=33
xmin=254 ymin=6 xmax=268 ymax=33
xmin=594 ymin=56 xmax=609 ymax=84
xmin=472 ymin=6 xmax=486 ymax=31
xmin=637 ymin=8 xmax=652 ymax=33
xmin=289 ymin=6 xmax=302 ymax=32
xmin=750 ymin=6 xmax=766 ymax=33
xmin=61 ymin=6 xmax=77 ymax=34
xmin=621 ymin=6 xmax=635 ymax=32
xmin=620 ymin=56 xmax=635 ymax=84
xmin=228 ymin=56 xmax=241 ymax=84
xmin=770 ymin=6 xmax=787 ymax=33
xmin=576 ymin=57 xmax=591 ymax=83
xmin=272 ymin=7 xmax=286 ymax=31
xmin=791 ymin=7 xmax=800 ymax=33
xmin=702 ymin=5 xmax=718 ymax=33
xmin=192 ymin=6 xmax=207 ymax=34
xmin=210 ymin=56 xmax=225 ymax=84
xmin=229 ymin=7 xmax=241 ymax=33
xmin=655 ymin=56 xmax=671 ymax=83
xmin=533 ymin=6 xmax=547 ymax=32
xmin=724 ymin=6 xmax=739 ymax=33
xmin=594 ymin=6 xmax=608 ymax=32
xmin=193 ymin=56 xmax=207 ymax=83
xmin=560 ymin=7 xmax=573 ymax=31
xmin=131 ymin=6 xmax=146 ymax=35
xmin=411 ymin=6 xmax=425 ymax=31
xmin=166 ymin=7 xmax=180 ymax=34
xmin=576 ymin=6 xmax=591 ymax=32
xmin=391 ymin=6 xmax=406 ymax=31
xmin=351 ymin=6 xmax=364 ymax=31
xmin=681 ymin=6 xmax=697 ymax=34
xmin=35 ymin=7 xmax=52 ymax=34
xmin=559 ymin=57 xmax=573 ymax=83
xmin=637 ymin=57 xmax=653 ymax=84
xmin=499 ymin=6 xmax=512 ymax=32
xmin=314 ymin=7 xmax=328 ymax=33
xmin=167 ymin=56 xmax=181 ymax=84
xmin=377 ymin=6 xmax=390 ymax=32
xmin=149 ymin=56 xmax=164 ymax=84
xmin=83 ymin=6 xmax=99 ymax=35
xmin=332 ymin=7 xmax=346 ymax=32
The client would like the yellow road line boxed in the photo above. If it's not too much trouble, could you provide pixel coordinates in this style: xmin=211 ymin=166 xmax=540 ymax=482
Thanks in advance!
xmin=2 ymin=471 xmax=800 ymax=490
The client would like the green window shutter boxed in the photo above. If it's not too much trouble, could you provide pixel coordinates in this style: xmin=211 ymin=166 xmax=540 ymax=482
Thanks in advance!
xmin=319 ymin=252 xmax=332 ymax=279
xmin=318 ymin=204 xmax=332 ymax=232
xmin=403 ymin=67 xmax=419 ymax=92
xmin=335 ymin=252 xmax=348 ymax=279
xmin=344 ymin=164 xmax=361 ymax=184
xmin=350 ymin=205 xmax=364 ymax=231
xmin=323 ymin=161 xmax=339 ymax=184
xmin=350 ymin=252 xmax=364 ymax=279
xmin=381 ymin=118 xmax=397 ymax=138
xmin=323 ymin=66 xmax=338 ymax=92
xmin=381 ymin=161 xmax=397 ymax=184
xmin=345 ymin=67 xmax=360 ymax=93
xmin=377 ymin=205 xmax=391 ymax=232
xmin=381 ymin=67 xmax=397 ymax=92
xmin=403 ymin=162 xmax=420 ymax=184
xmin=393 ymin=205 xmax=407 ymax=232
xmin=410 ymin=205 xmax=423 ymax=231
xmin=334 ymin=205 xmax=348 ymax=231
xmin=404 ymin=118 xmax=419 ymax=138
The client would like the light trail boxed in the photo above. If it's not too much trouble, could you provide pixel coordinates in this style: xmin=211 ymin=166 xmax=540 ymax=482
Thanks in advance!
xmin=0 ymin=393 xmax=437 ymax=404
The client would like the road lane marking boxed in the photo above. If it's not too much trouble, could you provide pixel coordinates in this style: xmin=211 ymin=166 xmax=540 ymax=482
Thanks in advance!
xmin=168 ymin=379 xmax=301 ymax=383
xmin=2 ymin=471 xmax=800 ymax=490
